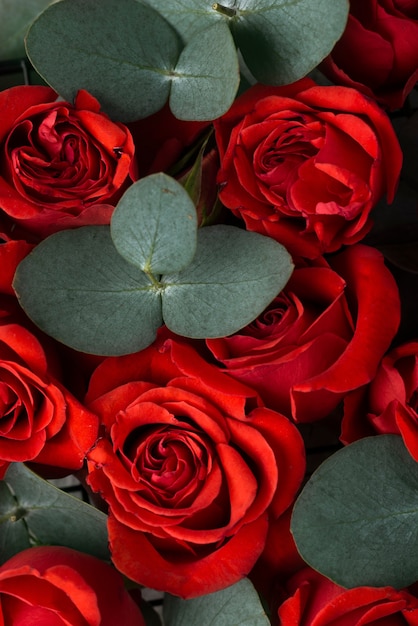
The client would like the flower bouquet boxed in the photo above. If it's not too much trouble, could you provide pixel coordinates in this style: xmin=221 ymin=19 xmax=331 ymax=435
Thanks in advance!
xmin=0 ymin=0 xmax=417 ymax=624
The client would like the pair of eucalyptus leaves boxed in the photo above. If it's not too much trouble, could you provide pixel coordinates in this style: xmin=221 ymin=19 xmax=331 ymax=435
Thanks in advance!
xmin=14 ymin=173 xmax=293 ymax=355
xmin=23 ymin=0 xmax=349 ymax=121
xmin=13 ymin=0 xmax=350 ymax=357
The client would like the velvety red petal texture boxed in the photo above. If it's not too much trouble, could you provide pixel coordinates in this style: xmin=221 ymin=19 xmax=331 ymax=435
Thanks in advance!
xmin=214 ymin=79 xmax=402 ymax=258
xmin=206 ymin=244 xmax=400 ymax=423
xmin=108 ymin=512 xmax=268 ymax=599
xmin=342 ymin=341 xmax=418 ymax=461
xmin=0 ymin=86 xmax=134 ymax=240
xmin=0 ymin=546 xmax=145 ymax=626
xmin=321 ymin=0 xmax=418 ymax=110
xmin=275 ymin=567 xmax=418 ymax=625
xmin=86 ymin=335 xmax=305 ymax=598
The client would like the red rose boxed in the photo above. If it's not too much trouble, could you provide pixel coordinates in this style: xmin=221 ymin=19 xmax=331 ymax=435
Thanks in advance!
xmin=206 ymin=245 xmax=400 ymax=423
xmin=321 ymin=0 xmax=418 ymax=111
xmin=0 ymin=546 xmax=145 ymax=625
xmin=276 ymin=567 xmax=418 ymax=626
xmin=214 ymin=79 xmax=402 ymax=258
xmin=0 ymin=241 xmax=99 ymax=477
xmin=341 ymin=341 xmax=418 ymax=460
xmin=85 ymin=334 xmax=305 ymax=598
xmin=0 ymin=86 xmax=134 ymax=240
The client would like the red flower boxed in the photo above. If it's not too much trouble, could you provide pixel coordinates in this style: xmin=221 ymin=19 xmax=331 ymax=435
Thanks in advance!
xmin=206 ymin=245 xmax=400 ymax=423
xmin=275 ymin=567 xmax=418 ymax=626
xmin=0 ymin=86 xmax=134 ymax=240
xmin=342 ymin=341 xmax=418 ymax=460
xmin=85 ymin=335 xmax=305 ymax=598
xmin=214 ymin=79 xmax=402 ymax=258
xmin=321 ymin=0 xmax=418 ymax=110
xmin=0 ymin=546 xmax=145 ymax=626
xmin=0 ymin=241 xmax=99 ymax=477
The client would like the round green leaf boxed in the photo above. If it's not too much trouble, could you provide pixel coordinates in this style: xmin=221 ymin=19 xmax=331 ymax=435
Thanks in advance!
xmin=25 ymin=0 xmax=181 ymax=121
xmin=164 ymin=578 xmax=270 ymax=626
xmin=170 ymin=21 xmax=239 ymax=121
xmin=146 ymin=0 xmax=349 ymax=85
xmin=111 ymin=173 xmax=197 ymax=274
xmin=291 ymin=435 xmax=418 ymax=589
xmin=161 ymin=225 xmax=293 ymax=338
xmin=3 ymin=464 xmax=109 ymax=560
xmin=13 ymin=226 xmax=162 ymax=356
xmin=230 ymin=0 xmax=349 ymax=85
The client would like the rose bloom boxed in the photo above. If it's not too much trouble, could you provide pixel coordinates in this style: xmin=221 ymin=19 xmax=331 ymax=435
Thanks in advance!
xmin=0 ymin=86 xmax=134 ymax=240
xmin=0 ymin=240 xmax=99 ymax=477
xmin=0 ymin=546 xmax=145 ymax=625
xmin=85 ymin=334 xmax=305 ymax=598
xmin=275 ymin=567 xmax=418 ymax=626
xmin=214 ymin=78 xmax=402 ymax=258
xmin=206 ymin=245 xmax=400 ymax=423
xmin=341 ymin=341 xmax=418 ymax=460
xmin=321 ymin=0 xmax=418 ymax=111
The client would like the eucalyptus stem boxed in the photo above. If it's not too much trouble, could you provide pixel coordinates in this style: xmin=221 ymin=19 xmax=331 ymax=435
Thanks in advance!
xmin=212 ymin=3 xmax=236 ymax=18
xmin=143 ymin=268 xmax=162 ymax=290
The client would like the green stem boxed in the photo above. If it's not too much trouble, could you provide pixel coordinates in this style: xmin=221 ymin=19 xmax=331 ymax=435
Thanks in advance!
xmin=144 ymin=268 xmax=162 ymax=290
xmin=212 ymin=3 xmax=236 ymax=18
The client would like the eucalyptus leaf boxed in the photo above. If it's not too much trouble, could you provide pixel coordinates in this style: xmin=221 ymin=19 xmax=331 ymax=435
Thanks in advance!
xmin=0 ymin=0 xmax=54 ymax=60
xmin=25 ymin=0 xmax=240 ymax=122
xmin=13 ymin=226 xmax=162 ymax=356
xmin=170 ymin=21 xmax=239 ymax=120
xmin=161 ymin=225 xmax=293 ymax=338
xmin=13 ymin=217 xmax=293 ymax=356
xmin=25 ymin=0 xmax=181 ymax=121
xmin=164 ymin=578 xmax=270 ymax=626
xmin=144 ymin=0 xmax=230 ymax=42
xmin=230 ymin=0 xmax=349 ymax=85
xmin=111 ymin=173 xmax=197 ymax=274
xmin=2 ymin=464 xmax=109 ymax=561
xmin=291 ymin=435 xmax=418 ymax=589
xmin=0 ymin=479 xmax=31 ymax=563
xmin=145 ymin=0 xmax=349 ymax=85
